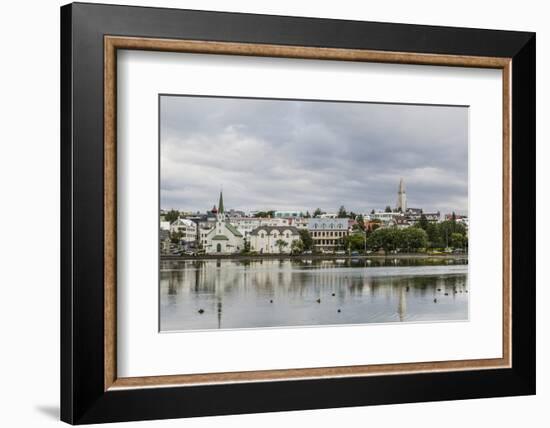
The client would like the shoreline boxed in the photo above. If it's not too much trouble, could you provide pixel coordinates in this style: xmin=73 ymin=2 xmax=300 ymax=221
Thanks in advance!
xmin=161 ymin=253 xmax=468 ymax=262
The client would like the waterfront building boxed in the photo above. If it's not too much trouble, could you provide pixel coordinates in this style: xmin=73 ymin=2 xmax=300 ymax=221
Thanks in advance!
xmin=160 ymin=221 xmax=171 ymax=231
xmin=169 ymin=218 xmax=197 ymax=243
xmin=396 ymin=178 xmax=407 ymax=212
xmin=249 ymin=226 xmax=300 ymax=254
xmin=307 ymin=218 xmax=349 ymax=252
xmin=203 ymin=192 xmax=244 ymax=254
xmin=230 ymin=217 xmax=291 ymax=241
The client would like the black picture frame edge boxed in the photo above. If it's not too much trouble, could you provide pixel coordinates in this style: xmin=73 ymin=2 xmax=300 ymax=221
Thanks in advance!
xmin=60 ymin=2 xmax=536 ymax=425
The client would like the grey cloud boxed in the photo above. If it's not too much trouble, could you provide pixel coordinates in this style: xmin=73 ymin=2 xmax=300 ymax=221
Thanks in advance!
xmin=160 ymin=96 xmax=468 ymax=215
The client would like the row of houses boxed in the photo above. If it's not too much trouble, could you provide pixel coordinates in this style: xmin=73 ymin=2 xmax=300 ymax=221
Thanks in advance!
xmin=161 ymin=192 xmax=353 ymax=254
xmin=161 ymin=189 xmax=467 ymax=255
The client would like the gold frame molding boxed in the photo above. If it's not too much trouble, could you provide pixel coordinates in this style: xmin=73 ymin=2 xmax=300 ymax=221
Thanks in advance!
xmin=104 ymin=36 xmax=512 ymax=391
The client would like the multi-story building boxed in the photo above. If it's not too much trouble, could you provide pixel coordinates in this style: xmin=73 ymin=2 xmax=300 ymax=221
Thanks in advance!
xmin=169 ymin=218 xmax=197 ymax=244
xmin=307 ymin=218 xmax=349 ymax=252
xmin=370 ymin=211 xmax=402 ymax=224
xmin=230 ymin=217 xmax=291 ymax=241
xmin=249 ymin=226 xmax=300 ymax=254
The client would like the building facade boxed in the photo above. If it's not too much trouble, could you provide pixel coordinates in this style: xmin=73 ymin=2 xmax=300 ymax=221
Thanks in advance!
xmin=169 ymin=218 xmax=197 ymax=243
xmin=307 ymin=218 xmax=349 ymax=252
xmin=230 ymin=217 xmax=292 ymax=241
xmin=249 ymin=226 xmax=300 ymax=254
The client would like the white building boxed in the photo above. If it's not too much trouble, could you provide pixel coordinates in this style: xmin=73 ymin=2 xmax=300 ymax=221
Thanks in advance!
xmin=370 ymin=211 xmax=402 ymax=224
xmin=169 ymin=218 xmax=197 ymax=243
xmin=318 ymin=213 xmax=337 ymax=219
xmin=203 ymin=192 xmax=244 ymax=254
xmin=230 ymin=217 xmax=291 ymax=241
xmin=307 ymin=218 xmax=349 ymax=252
xmin=249 ymin=226 xmax=300 ymax=254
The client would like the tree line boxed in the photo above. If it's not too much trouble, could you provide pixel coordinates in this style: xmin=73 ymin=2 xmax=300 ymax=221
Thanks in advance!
xmin=343 ymin=216 xmax=468 ymax=252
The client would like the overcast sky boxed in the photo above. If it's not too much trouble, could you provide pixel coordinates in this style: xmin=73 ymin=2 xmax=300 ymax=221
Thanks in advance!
xmin=160 ymin=95 xmax=468 ymax=215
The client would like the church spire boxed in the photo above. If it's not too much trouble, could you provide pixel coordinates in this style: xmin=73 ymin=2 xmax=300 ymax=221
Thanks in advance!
xmin=218 ymin=190 xmax=224 ymax=214
xmin=399 ymin=178 xmax=405 ymax=194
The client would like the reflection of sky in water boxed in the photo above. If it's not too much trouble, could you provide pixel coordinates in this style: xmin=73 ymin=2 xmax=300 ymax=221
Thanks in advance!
xmin=160 ymin=258 xmax=469 ymax=332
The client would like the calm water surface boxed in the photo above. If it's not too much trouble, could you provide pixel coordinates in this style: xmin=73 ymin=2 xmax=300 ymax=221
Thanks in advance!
xmin=160 ymin=258 xmax=468 ymax=331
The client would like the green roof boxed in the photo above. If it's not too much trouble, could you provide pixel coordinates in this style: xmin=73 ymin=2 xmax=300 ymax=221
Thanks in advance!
xmin=212 ymin=235 xmax=229 ymax=241
xmin=225 ymin=223 xmax=243 ymax=237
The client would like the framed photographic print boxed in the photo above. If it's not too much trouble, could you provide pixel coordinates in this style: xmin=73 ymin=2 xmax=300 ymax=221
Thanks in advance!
xmin=60 ymin=2 xmax=536 ymax=424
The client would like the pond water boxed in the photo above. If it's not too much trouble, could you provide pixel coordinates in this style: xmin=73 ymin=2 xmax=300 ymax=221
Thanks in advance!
xmin=160 ymin=257 xmax=469 ymax=331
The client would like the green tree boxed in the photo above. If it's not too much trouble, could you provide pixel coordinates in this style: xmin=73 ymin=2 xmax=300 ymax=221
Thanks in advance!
xmin=241 ymin=239 xmax=251 ymax=253
xmin=385 ymin=205 xmax=392 ymax=213
xmin=254 ymin=210 xmax=275 ymax=218
xmin=165 ymin=209 xmax=180 ymax=223
xmin=370 ymin=209 xmax=375 ymax=215
xmin=438 ymin=220 xmax=466 ymax=247
xmin=275 ymin=239 xmax=289 ymax=253
xmin=367 ymin=228 xmax=399 ymax=252
xmin=337 ymin=205 xmax=348 ymax=218
xmin=170 ymin=230 xmax=183 ymax=244
xmin=313 ymin=208 xmax=323 ymax=217
xmin=298 ymin=229 xmax=313 ymax=251
xmin=450 ymin=232 xmax=464 ymax=249
xmin=400 ymin=227 xmax=428 ymax=252
xmin=304 ymin=211 xmax=311 ymax=218
xmin=416 ymin=214 xmax=429 ymax=231
xmin=291 ymin=239 xmax=304 ymax=254
xmin=342 ymin=234 xmax=366 ymax=252
xmin=425 ymin=222 xmax=441 ymax=248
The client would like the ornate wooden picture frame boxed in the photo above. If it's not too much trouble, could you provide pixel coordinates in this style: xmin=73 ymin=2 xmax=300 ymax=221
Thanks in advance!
xmin=61 ymin=2 xmax=535 ymax=424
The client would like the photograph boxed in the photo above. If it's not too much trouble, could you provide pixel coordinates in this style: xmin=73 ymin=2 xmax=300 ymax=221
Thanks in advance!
xmin=159 ymin=95 xmax=469 ymax=331
xmin=53 ymin=1 xmax=537 ymax=424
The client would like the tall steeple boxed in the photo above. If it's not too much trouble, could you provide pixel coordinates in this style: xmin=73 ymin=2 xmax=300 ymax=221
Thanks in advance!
xmin=218 ymin=190 xmax=224 ymax=214
xmin=216 ymin=189 xmax=225 ymax=222
xmin=397 ymin=178 xmax=407 ymax=212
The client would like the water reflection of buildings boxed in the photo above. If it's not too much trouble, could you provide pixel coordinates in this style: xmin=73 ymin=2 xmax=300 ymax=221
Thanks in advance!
xmin=160 ymin=259 xmax=468 ymax=330
xmin=161 ymin=260 xmax=468 ymax=301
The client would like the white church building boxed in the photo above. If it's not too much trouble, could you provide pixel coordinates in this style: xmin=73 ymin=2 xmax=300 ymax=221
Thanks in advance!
xmin=203 ymin=192 xmax=244 ymax=254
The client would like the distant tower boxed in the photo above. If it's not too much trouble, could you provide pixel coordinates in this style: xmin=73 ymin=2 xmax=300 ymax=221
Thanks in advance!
xmin=397 ymin=178 xmax=407 ymax=212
